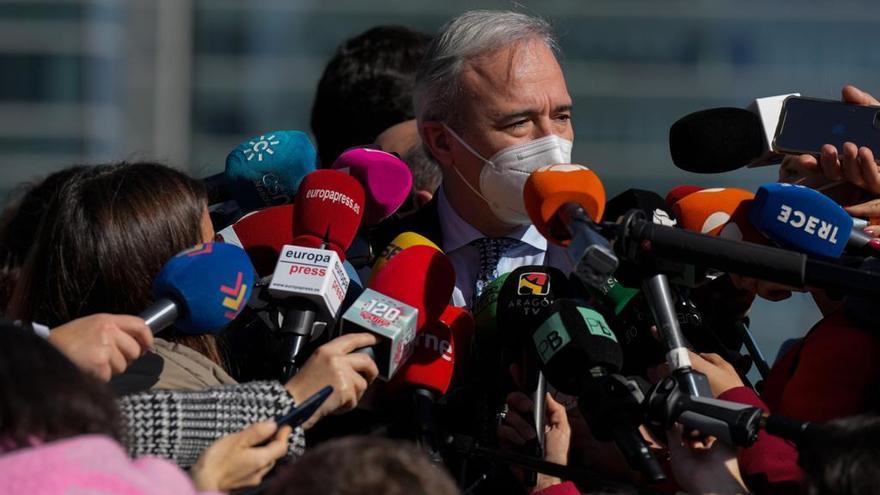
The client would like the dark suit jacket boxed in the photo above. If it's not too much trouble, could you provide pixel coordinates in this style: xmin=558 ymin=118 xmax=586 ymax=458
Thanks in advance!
xmin=369 ymin=196 xmax=444 ymax=255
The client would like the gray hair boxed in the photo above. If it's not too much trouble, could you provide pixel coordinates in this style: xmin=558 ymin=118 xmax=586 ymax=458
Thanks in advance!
xmin=413 ymin=10 xmax=559 ymax=125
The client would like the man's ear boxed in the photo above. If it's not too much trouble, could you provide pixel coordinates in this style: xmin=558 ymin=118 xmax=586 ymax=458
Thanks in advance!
xmin=420 ymin=121 xmax=455 ymax=170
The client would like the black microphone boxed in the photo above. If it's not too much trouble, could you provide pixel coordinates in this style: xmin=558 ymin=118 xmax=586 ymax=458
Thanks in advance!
xmin=528 ymin=298 xmax=666 ymax=483
xmin=669 ymin=108 xmax=766 ymax=174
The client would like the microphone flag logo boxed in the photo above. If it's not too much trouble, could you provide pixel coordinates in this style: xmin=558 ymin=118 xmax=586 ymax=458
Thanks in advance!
xmin=220 ymin=271 xmax=248 ymax=319
xmin=518 ymin=272 xmax=550 ymax=296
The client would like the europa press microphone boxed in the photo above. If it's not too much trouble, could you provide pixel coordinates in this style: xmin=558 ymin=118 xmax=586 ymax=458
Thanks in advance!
xmin=141 ymin=242 xmax=254 ymax=334
xmin=342 ymin=245 xmax=455 ymax=380
xmin=268 ymin=170 xmax=364 ymax=376
xmin=749 ymin=182 xmax=880 ymax=258
xmin=205 ymin=130 xmax=317 ymax=213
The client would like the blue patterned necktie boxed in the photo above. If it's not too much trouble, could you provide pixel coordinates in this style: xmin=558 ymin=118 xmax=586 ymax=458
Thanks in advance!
xmin=471 ymin=237 xmax=518 ymax=298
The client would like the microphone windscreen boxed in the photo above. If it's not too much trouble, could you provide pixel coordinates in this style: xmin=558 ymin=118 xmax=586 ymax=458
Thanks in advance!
xmin=225 ymin=130 xmax=317 ymax=212
xmin=216 ymin=204 xmax=295 ymax=277
xmin=293 ymin=170 xmax=365 ymax=259
xmin=605 ymin=189 xmax=677 ymax=227
xmin=523 ymin=164 xmax=606 ymax=246
xmin=497 ymin=266 xmax=574 ymax=348
xmin=439 ymin=305 xmax=475 ymax=384
xmin=750 ymin=183 xmax=852 ymax=258
xmin=332 ymin=147 xmax=414 ymax=226
xmin=669 ymin=108 xmax=765 ymax=173
xmin=665 ymin=185 xmax=704 ymax=207
xmin=369 ymin=245 xmax=455 ymax=330
xmin=673 ymin=188 xmax=766 ymax=243
xmin=533 ymin=299 xmax=623 ymax=395
xmin=369 ymin=231 xmax=440 ymax=285
xmin=152 ymin=242 xmax=255 ymax=334
xmin=391 ymin=319 xmax=455 ymax=395
xmin=340 ymin=260 xmax=365 ymax=314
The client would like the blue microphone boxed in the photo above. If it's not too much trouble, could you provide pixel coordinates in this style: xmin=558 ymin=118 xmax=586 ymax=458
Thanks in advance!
xmin=749 ymin=183 xmax=878 ymax=258
xmin=142 ymin=242 xmax=255 ymax=334
xmin=206 ymin=130 xmax=317 ymax=213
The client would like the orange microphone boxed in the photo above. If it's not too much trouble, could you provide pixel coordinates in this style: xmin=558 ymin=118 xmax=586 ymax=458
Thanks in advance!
xmin=523 ymin=164 xmax=617 ymax=286
xmin=523 ymin=164 xmax=606 ymax=246
xmin=672 ymin=187 xmax=767 ymax=244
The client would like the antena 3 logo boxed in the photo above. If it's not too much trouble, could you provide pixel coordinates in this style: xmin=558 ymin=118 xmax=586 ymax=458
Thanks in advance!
xmin=220 ymin=272 xmax=248 ymax=319
xmin=518 ymin=272 xmax=550 ymax=296
xmin=304 ymin=188 xmax=361 ymax=215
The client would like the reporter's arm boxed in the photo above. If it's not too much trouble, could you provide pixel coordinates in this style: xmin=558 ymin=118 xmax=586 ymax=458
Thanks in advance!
xmin=119 ymin=380 xmax=305 ymax=468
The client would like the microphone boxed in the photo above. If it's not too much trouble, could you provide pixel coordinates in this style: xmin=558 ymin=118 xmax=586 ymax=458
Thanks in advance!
xmin=669 ymin=95 xmax=795 ymax=173
xmin=439 ymin=305 xmax=475 ymax=385
xmin=750 ymin=182 xmax=880 ymax=258
xmin=142 ymin=242 xmax=254 ymax=334
xmin=292 ymin=170 xmax=366 ymax=259
xmin=665 ymin=185 xmax=703 ymax=207
xmin=331 ymin=147 xmax=414 ymax=226
xmin=268 ymin=170 xmax=364 ymax=375
xmin=343 ymin=245 xmax=455 ymax=379
xmin=523 ymin=164 xmax=618 ymax=289
xmin=529 ymin=298 xmax=666 ymax=482
xmin=496 ymin=266 xmax=575 ymax=486
xmin=215 ymin=204 xmax=296 ymax=277
xmin=207 ymin=130 xmax=317 ymax=212
xmin=368 ymin=231 xmax=440 ymax=285
xmin=673 ymin=187 xmax=767 ymax=244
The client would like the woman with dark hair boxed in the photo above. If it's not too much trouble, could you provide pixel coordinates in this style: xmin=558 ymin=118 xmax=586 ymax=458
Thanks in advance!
xmin=0 ymin=323 xmax=292 ymax=493
xmin=2 ymin=162 xmax=379 ymax=467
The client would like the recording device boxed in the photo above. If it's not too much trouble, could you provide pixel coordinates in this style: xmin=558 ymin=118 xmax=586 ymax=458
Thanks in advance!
xmin=530 ymin=299 xmax=666 ymax=482
xmin=523 ymin=164 xmax=618 ymax=290
xmin=331 ymin=147 xmax=414 ymax=226
xmin=750 ymin=182 xmax=879 ymax=258
xmin=774 ymin=96 xmax=880 ymax=156
xmin=669 ymin=94 xmax=797 ymax=173
xmin=268 ymin=170 xmax=364 ymax=376
xmin=142 ymin=242 xmax=254 ymax=335
xmin=345 ymin=245 xmax=455 ymax=380
xmin=274 ymin=385 xmax=333 ymax=429
xmin=205 ymin=130 xmax=317 ymax=212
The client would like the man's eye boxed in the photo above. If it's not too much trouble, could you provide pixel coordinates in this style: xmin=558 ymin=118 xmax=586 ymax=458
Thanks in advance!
xmin=507 ymin=120 xmax=528 ymax=129
xmin=556 ymin=114 xmax=571 ymax=122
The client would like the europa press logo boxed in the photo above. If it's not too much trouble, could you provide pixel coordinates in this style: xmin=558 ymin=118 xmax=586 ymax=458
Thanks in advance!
xmin=518 ymin=272 xmax=550 ymax=296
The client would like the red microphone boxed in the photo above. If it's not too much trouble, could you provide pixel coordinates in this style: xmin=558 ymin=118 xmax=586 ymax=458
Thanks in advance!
xmin=369 ymin=245 xmax=455 ymax=330
xmin=439 ymin=305 xmax=474 ymax=385
xmin=215 ymin=204 xmax=295 ymax=277
xmin=342 ymin=245 xmax=455 ymax=380
xmin=292 ymin=169 xmax=365 ymax=260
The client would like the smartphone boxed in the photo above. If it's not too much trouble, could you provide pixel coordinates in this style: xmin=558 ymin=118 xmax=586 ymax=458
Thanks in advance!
xmin=274 ymin=385 xmax=333 ymax=429
xmin=773 ymin=96 xmax=880 ymax=156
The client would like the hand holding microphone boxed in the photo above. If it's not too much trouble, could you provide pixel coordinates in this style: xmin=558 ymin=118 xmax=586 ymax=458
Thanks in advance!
xmin=48 ymin=314 xmax=153 ymax=381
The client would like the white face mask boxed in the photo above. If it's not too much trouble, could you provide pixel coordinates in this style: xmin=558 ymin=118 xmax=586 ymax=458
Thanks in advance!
xmin=443 ymin=124 xmax=573 ymax=225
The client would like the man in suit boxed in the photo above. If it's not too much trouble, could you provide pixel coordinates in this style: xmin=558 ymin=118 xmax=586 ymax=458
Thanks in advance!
xmin=375 ymin=10 xmax=577 ymax=309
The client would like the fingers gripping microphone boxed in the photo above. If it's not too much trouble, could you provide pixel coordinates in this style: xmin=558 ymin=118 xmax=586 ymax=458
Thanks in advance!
xmin=207 ymin=130 xmax=317 ymax=211
xmin=143 ymin=242 xmax=254 ymax=334
xmin=524 ymin=164 xmax=618 ymax=290
xmin=331 ymin=147 xmax=414 ymax=226
xmin=750 ymin=182 xmax=879 ymax=258
xmin=343 ymin=245 xmax=455 ymax=380
xmin=269 ymin=170 xmax=364 ymax=376
xmin=215 ymin=204 xmax=296 ymax=277
xmin=530 ymin=299 xmax=665 ymax=483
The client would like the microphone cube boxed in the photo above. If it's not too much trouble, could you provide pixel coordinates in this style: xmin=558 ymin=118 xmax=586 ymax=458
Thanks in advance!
xmin=342 ymin=288 xmax=419 ymax=380
xmin=269 ymin=245 xmax=350 ymax=318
